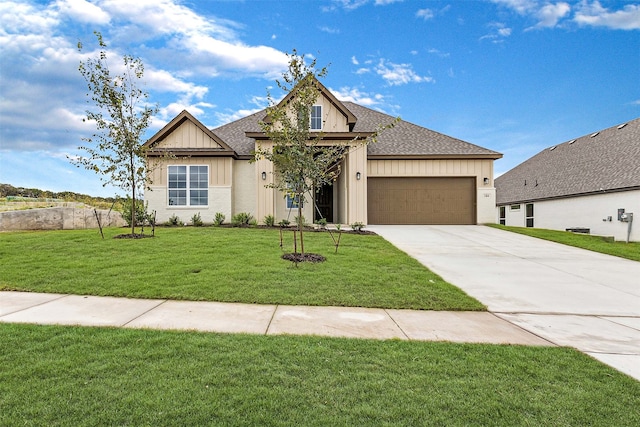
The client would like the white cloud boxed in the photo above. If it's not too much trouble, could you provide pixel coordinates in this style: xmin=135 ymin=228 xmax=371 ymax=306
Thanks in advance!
xmin=375 ymin=0 xmax=404 ymax=5
xmin=332 ymin=86 xmax=385 ymax=106
xmin=351 ymin=56 xmax=360 ymax=65
xmin=416 ymin=8 xmax=434 ymax=20
xmin=480 ymin=22 xmax=512 ymax=42
xmin=527 ymin=2 xmax=571 ymax=30
xmin=214 ymin=108 xmax=263 ymax=126
xmin=428 ymin=48 xmax=450 ymax=58
xmin=319 ymin=26 xmax=340 ymax=34
xmin=55 ymin=0 xmax=110 ymax=25
xmin=491 ymin=0 xmax=537 ymax=15
xmin=574 ymin=1 xmax=640 ymax=30
xmin=375 ymin=59 xmax=434 ymax=85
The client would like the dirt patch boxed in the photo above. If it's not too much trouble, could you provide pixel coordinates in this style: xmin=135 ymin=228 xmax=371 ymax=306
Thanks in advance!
xmin=281 ymin=253 xmax=326 ymax=263
xmin=113 ymin=233 xmax=154 ymax=239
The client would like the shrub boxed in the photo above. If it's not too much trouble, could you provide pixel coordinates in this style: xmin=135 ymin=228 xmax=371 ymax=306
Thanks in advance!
xmin=121 ymin=197 xmax=149 ymax=227
xmin=165 ymin=214 xmax=183 ymax=227
xmin=263 ymin=215 xmax=275 ymax=227
xmin=351 ymin=221 xmax=365 ymax=232
xmin=213 ymin=212 xmax=225 ymax=226
xmin=249 ymin=218 xmax=258 ymax=227
xmin=279 ymin=219 xmax=291 ymax=227
xmin=190 ymin=212 xmax=203 ymax=227
xmin=316 ymin=218 xmax=327 ymax=228
xmin=231 ymin=212 xmax=253 ymax=227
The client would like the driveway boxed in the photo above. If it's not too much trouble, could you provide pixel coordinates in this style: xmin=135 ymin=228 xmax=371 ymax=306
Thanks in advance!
xmin=368 ymin=225 xmax=640 ymax=380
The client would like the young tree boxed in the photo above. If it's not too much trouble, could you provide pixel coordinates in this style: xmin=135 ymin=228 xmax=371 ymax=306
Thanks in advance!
xmin=255 ymin=51 xmax=396 ymax=256
xmin=72 ymin=32 xmax=157 ymax=236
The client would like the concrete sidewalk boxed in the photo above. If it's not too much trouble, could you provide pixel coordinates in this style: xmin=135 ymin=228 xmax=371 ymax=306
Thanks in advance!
xmin=369 ymin=225 xmax=640 ymax=381
xmin=0 ymin=291 xmax=550 ymax=345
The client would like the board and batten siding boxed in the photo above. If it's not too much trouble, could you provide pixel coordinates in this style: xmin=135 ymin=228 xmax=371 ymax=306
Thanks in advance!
xmin=367 ymin=158 xmax=497 ymax=224
xmin=315 ymin=95 xmax=350 ymax=132
xmin=157 ymin=120 xmax=225 ymax=149
xmin=368 ymin=159 xmax=493 ymax=185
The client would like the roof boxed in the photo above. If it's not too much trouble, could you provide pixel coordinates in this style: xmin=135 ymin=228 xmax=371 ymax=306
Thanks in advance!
xmin=495 ymin=117 xmax=640 ymax=205
xmin=211 ymin=101 xmax=501 ymax=160
xmin=344 ymin=102 xmax=502 ymax=159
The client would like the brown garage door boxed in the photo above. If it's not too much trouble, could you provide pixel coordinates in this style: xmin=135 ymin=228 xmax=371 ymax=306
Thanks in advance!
xmin=368 ymin=177 xmax=476 ymax=224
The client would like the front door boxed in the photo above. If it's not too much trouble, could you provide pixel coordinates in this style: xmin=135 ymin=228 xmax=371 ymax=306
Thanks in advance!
xmin=315 ymin=183 xmax=333 ymax=222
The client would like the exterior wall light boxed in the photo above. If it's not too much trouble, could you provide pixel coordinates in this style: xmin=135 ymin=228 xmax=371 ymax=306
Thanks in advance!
xmin=483 ymin=177 xmax=489 ymax=185
xmin=262 ymin=171 xmax=267 ymax=180
xmin=356 ymin=172 xmax=361 ymax=180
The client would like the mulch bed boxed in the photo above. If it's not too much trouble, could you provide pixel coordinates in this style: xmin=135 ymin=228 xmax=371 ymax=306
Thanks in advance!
xmin=281 ymin=253 xmax=327 ymax=263
xmin=113 ymin=233 xmax=155 ymax=239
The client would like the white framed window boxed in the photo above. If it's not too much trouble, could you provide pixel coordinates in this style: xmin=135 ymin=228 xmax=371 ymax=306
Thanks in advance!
xmin=168 ymin=165 xmax=208 ymax=206
xmin=310 ymin=105 xmax=322 ymax=131
xmin=510 ymin=204 xmax=521 ymax=211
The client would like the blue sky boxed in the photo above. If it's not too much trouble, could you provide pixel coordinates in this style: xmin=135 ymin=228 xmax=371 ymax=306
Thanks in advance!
xmin=1 ymin=0 xmax=638 ymax=197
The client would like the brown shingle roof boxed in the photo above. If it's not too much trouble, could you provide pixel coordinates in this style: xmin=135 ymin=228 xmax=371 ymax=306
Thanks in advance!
xmin=343 ymin=102 xmax=501 ymax=158
xmin=495 ymin=117 xmax=640 ymax=205
xmin=212 ymin=102 xmax=502 ymax=159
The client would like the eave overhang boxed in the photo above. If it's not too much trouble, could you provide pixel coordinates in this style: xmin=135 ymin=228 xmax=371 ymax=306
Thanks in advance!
xmin=367 ymin=153 xmax=503 ymax=160
xmin=245 ymin=131 xmax=374 ymax=141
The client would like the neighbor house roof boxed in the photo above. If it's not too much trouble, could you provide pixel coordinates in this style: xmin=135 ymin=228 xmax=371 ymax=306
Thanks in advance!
xmin=495 ymin=117 xmax=640 ymax=205
xmin=211 ymin=102 xmax=502 ymax=160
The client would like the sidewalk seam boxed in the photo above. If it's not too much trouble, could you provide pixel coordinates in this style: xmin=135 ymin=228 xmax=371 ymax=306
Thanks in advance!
xmin=265 ymin=304 xmax=279 ymax=335
xmin=384 ymin=309 xmax=411 ymax=341
xmin=121 ymin=299 xmax=168 ymax=327
xmin=0 ymin=293 xmax=70 ymax=318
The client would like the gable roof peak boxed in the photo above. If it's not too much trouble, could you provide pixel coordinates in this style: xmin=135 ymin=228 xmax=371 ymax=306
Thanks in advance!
xmin=262 ymin=75 xmax=357 ymax=127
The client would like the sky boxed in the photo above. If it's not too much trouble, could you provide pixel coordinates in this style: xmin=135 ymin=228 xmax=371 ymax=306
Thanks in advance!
xmin=1 ymin=0 xmax=639 ymax=197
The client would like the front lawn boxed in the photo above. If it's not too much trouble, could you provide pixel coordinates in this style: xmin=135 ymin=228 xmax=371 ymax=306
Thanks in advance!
xmin=1 ymin=324 xmax=638 ymax=426
xmin=488 ymin=224 xmax=640 ymax=262
xmin=0 ymin=227 xmax=483 ymax=310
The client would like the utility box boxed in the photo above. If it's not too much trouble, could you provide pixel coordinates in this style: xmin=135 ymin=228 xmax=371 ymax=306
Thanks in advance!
xmin=618 ymin=208 xmax=625 ymax=221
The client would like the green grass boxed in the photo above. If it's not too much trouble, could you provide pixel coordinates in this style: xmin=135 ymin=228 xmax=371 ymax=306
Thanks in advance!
xmin=488 ymin=224 xmax=640 ymax=262
xmin=0 ymin=227 xmax=483 ymax=310
xmin=1 ymin=324 xmax=638 ymax=426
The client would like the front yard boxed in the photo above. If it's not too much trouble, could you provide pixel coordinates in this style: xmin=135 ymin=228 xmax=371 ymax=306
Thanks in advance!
xmin=1 ymin=323 xmax=638 ymax=426
xmin=2 ymin=227 xmax=639 ymax=424
xmin=0 ymin=227 xmax=484 ymax=310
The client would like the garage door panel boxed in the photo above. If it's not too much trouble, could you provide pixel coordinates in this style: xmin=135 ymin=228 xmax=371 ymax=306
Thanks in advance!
xmin=368 ymin=177 xmax=476 ymax=225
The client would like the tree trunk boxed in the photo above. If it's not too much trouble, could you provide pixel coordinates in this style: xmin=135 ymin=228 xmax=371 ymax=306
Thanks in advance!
xmin=130 ymin=153 xmax=135 ymax=236
xmin=298 ymin=193 xmax=304 ymax=254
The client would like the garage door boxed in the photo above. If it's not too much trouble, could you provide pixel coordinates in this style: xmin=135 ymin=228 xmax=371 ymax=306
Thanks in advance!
xmin=367 ymin=177 xmax=476 ymax=224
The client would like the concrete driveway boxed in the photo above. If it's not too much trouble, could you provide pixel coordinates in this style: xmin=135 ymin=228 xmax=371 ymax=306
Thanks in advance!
xmin=368 ymin=225 xmax=640 ymax=381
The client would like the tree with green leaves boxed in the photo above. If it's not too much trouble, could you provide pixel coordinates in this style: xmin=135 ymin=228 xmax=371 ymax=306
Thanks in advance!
xmin=72 ymin=32 xmax=157 ymax=236
xmin=255 ymin=51 xmax=396 ymax=257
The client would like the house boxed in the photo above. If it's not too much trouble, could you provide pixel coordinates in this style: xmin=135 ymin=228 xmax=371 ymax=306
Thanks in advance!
xmin=144 ymin=81 xmax=502 ymax=226
xmin=495 ymin=118 xmax=640 ymax=242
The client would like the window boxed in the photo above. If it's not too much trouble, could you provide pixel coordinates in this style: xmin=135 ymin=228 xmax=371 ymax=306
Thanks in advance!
xmin=285 ymin=184 xmax=303 ymax=209
xmin=499 ymin=206 xmax=506 ymax=225
xmin=168 ymin=165 xmax=208 ymax=206
xmin=310 ymin=105 xmax=322 ymax=130
xmin=510 ymin=204 xmax=521 ymax=211
xmin=525 ymin=203 xmax=534 ymax=227
xmin=286 ymin=192 xmax=303 ymax=209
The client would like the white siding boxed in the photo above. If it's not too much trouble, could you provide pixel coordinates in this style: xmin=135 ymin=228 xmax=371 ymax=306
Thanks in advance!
xmin=498 ymin=190 xmax=640 ymax=242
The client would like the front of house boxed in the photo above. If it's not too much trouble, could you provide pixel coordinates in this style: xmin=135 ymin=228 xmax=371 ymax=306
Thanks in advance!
xmin=144 ymin=82 xmax=502 ymax=226
xmin=495 ymin=118 xmax=640 ymax=242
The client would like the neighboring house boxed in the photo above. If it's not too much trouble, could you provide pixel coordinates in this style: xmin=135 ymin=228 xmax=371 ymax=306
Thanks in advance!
xmin=144 ymin=81 xmax=502 ymax=226
xmin=495 ymin=118 xmax=640 ymax=242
